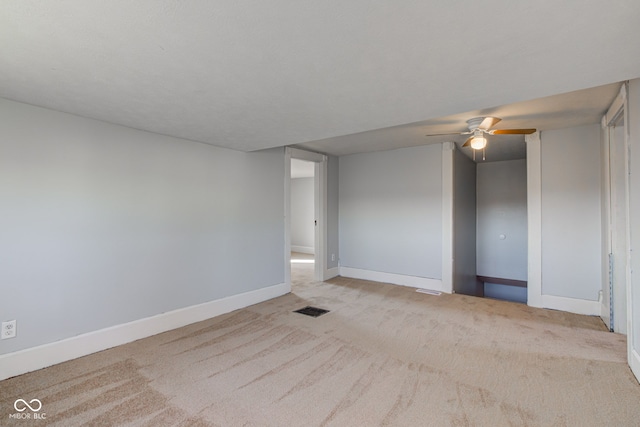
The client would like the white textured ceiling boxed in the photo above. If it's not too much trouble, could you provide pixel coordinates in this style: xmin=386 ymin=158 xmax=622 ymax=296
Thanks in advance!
xmin=1 ymin=1 xmax=640 ymax=155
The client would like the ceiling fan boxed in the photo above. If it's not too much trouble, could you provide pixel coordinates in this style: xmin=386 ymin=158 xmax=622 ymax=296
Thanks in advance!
xmin=426 ymin=117 xmax=536 ymax=159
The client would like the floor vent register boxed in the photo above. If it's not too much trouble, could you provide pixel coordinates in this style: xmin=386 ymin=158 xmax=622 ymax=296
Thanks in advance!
xmin=294 ymin=306 xmax=330 ymax=317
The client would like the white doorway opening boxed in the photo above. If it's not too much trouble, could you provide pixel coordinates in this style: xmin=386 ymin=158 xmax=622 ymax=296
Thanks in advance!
xmin=290 ymin=158 xmax=315 ymax=256
xmin=284 ymin=147 xmax=328 ymax=289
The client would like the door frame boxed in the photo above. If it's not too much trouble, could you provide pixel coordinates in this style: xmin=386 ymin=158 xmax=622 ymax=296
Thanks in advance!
xmin=525 ymin=131 xmax=543 ymax=308
xmin=627 ymin=79 xmax=640 ymax=383
xmin=601 ymin=83 xmax=631 ymax=334
xmin=284 ymin=147 xmax=328 ymax=289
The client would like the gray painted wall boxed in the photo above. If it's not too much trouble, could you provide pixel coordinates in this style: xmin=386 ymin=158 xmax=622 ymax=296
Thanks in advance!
xmin=326 ymin=155 xmax=340 ymax=269
xmin=290 ymin=177 xmax=314 ymax=252
xmin=540 ymin=124 xmax=601 ymax=300
xmin=339 ymin=145 xmax=442 ymax=279
xmin=453 ymin=149 xmax=477 ymax=295
xmin=476 ymin=159 xmax=528 ymax=303
xmin=0 ymin=98 xmax=285 ymax=354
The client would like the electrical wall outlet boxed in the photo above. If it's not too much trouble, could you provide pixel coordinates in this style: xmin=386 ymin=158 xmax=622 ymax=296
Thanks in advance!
xmin=2 ymin=320 xmax=17 ymax=339
xmin=331 ymin=254 xmax=335 ymax=262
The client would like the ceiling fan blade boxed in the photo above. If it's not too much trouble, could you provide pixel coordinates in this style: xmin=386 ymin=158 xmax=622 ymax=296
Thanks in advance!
xmin=479 ymin=117 xmax=501 ymax=130
xmin=425 ymin=132 xmax=464 ymax=137
xmin=462 ymin=136 xmax=473 ymax=147
xmin=491 ymin=128 xmax=536 ymax=135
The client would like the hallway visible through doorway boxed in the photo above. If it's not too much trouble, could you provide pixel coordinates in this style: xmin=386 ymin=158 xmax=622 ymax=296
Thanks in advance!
xmin=291 ymin=251 xmax=314 ymax=288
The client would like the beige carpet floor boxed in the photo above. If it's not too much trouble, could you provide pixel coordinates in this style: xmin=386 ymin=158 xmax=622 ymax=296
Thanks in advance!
xmin=1 ymin=258 xmax=639 ymax=426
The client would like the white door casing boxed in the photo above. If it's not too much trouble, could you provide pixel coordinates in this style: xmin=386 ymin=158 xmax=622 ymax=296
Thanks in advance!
xmin=601 ymin=85 xmax=630 ymax=334
xmin=285 ymin=147 xmax=328 ymax=285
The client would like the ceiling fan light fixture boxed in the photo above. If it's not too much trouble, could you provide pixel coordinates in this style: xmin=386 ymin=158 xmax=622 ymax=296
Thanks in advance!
xmin=470 ymin=130 xmax=487 ymax=150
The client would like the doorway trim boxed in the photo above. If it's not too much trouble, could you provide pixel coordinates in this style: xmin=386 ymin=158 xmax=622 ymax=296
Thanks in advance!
xmin=441 ymin=142 xmax=454 ymax=294
xmin=525 ymin=131 xmax=543 ymax=308
xmin=601 ymin=83 xmax=630 ymax=333
xmin=285 ymin=147 xmax=328 ymax=289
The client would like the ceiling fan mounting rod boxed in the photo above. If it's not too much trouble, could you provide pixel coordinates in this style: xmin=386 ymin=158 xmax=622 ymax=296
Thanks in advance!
xmin=466 ymin=117 xmax=486 ymax=131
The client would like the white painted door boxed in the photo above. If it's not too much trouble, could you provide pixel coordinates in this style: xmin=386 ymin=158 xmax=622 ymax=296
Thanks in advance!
xmin=627 ymin=79 xmax=640 ymax=382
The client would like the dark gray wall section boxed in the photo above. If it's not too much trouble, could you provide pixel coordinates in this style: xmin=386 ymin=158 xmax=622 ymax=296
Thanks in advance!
xmin=453 ymin=149 xmax=477 ymax=295
xmin=476 ymin=159 xmax=528 ymax=281
xmin=0 ymin=99 xmax=285 ymax=354
xmin=476 ymin=159 xmax=528 ymax=303
xmin=339 ymin=145 xmax=442 ymax=279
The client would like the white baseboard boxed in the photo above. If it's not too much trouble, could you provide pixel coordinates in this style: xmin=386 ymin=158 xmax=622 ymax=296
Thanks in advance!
xmin=323 ymin=266 xmax=340 ymax=281
xmin=339 ymin=267 xmax=445 ymax=292
xmin=0 ymin=282 xmax=288 ymax=381
xmin=629 ymin=347 xmax=640 ymax=384
xmin=291 ymin=245 xmax=314 ymax=254
xmin=601 ymin=301 xmax=612 ymax=330
xmin=540 ymin=294 xmax=600 ymax=316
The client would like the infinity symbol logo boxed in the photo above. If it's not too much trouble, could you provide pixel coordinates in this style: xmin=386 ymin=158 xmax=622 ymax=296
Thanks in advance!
xmin=14 ymin=399 xmax=42 ymax=412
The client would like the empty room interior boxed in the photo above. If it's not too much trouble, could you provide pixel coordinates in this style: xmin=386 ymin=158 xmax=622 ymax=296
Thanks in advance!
xmin=2 ymin=2 xmax=640 ymax=425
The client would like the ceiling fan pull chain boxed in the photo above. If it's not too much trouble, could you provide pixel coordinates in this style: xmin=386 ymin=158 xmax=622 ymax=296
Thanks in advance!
xmin=483 ymin=147 xmax=486 ymax=161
